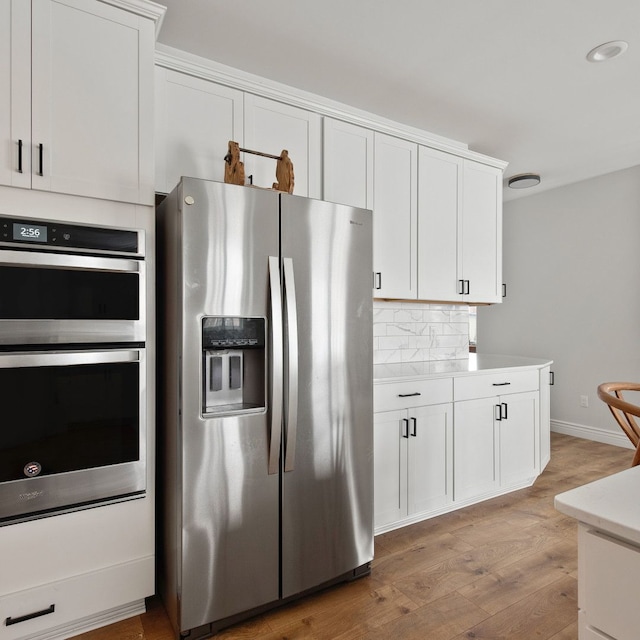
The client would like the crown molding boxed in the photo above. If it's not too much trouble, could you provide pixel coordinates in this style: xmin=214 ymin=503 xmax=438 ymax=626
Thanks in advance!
xmin=100 ymin=0 xmax=166 ymax=37
xmin=155 ymin=44 xmax=508 ymax=171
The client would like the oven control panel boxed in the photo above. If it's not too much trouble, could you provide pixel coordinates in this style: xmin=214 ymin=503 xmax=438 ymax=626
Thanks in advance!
xmin=0 ymin=216 xmax=139 ymax=254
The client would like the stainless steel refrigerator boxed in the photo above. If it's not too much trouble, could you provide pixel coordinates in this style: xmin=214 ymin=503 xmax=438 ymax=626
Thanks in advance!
xmin=156 ymin=178 xmax=373 ymax=638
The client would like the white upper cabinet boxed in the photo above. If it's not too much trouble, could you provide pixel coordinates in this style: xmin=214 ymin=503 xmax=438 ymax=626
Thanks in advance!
xmin=418 ymin=146 xmax=503 ymax=303
xmin=323 ymin=118 xmax=373 ymax=209
xmin=0 ymin=1 xmax=31 ymax=189
xmin=243 ymin=94 xmax=321 ymax=198
xmin=461 ymin=160 xmax=502 ymax=303
xmin=0 ymin=0 xmax=159 ymax=204
xmin=155 ymin=68 xmax=244 ymax=194
xmin=150 ymin=52 xmax=505 ymax=298
xmin=373 ymin=132 xmax=418 ymax=299
xmin=417 ymin=146 xmax=462 ymax=302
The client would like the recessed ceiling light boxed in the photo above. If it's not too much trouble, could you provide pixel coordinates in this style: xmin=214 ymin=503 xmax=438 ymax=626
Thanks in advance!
xmin=508 ymin=173 xmax=541 ymax=189
xmin=586 ymin=40 xmax=628 ymax=63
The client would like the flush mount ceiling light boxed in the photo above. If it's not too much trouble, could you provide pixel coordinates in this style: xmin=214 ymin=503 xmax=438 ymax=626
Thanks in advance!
xmin=508 ymin=173 xmax=541 ymax=189
xmin=586 ymin=40 xmax=628 ymax=63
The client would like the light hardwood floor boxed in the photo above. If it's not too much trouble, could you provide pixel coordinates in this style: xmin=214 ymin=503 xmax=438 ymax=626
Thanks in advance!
xmin=72 ymin=433 xmax=631 ymax=640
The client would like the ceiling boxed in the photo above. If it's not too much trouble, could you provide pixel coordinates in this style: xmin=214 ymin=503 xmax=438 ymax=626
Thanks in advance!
xmin=156 ymin=0 xmax=640 ymax=201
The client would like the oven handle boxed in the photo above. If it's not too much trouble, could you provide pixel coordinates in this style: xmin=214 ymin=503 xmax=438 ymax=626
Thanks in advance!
xmin=0 ymin=349 xmax=142 ymax=368
xmin=0 ymin=249 xmax=142 ymax=273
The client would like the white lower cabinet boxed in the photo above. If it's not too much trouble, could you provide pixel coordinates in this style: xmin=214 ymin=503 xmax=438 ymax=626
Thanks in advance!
xmin=374 ymin=366 xmax=545 ymax=534
xmin=453 ymin=369 xmax=539 ymax=502
xmin=540 ymin=365 xmax=552 ymax=470
xmin=373 ymin=377 xmax=453 ymax=531
xmin=578 ymin=524 xmax=640 ymax=640
xmin=454 ymin=390 xmax=538 ymax=502
xmin=374 ymin=403 xmax=453 ymax=530
xmin=452 ymin=397 xmax=499 ymax=502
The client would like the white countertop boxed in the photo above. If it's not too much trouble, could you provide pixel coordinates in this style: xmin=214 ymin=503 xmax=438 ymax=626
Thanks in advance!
xmin=373 ymin=353 xmax=552 ymax=383
xmin=555 ymin=465 xmax=640 ymax=546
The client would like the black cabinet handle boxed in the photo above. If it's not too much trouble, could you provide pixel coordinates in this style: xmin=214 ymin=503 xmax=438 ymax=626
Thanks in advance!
xmin=410 ymin=417 xmax=417 ymax=437
xmin=502 ymin=283 xmax=507 ymax=298
xmin=6 ymin=604 xmax=55 ymax=626
xmin=492 ymin=382 xmax=511 ymax=386
xmin=398 ymin=392 xmax=421 ymax=398
xmin=17 ymin=139 xmax=23 ymax=173
xmin=550 ymin=371 xmax=555 ymax=386
xmin=502 ymin=402 xmax=508 ymax=420
xmin=401 ymin=418 xmax=409 ymax=438
xmin=495 ymin=404 xmax=502 ymax=421
xmin=374 ymin=272 xmax=382 ymax=290
xmin=465 ymin=280 xmax=470 ymax=295
xmin=38 ymin=143 xmax=44 ymax=176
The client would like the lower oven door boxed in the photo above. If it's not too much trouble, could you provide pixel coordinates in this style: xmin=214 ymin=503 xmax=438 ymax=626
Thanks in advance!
xmin=0 ymin=348 xmax=146 ymax=525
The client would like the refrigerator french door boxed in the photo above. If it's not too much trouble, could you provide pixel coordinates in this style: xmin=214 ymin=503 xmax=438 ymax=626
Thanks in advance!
xmin=157 ymin=178 xmax=373 ymax=637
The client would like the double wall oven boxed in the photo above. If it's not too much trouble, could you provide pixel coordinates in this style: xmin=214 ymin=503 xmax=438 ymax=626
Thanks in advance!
xmin=0 ymin=216 xmax=147 ymax=525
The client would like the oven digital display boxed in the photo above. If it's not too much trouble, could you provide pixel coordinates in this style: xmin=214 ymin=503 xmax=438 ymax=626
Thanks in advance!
xmin=13 ymin=222 xmax=47 ymax=243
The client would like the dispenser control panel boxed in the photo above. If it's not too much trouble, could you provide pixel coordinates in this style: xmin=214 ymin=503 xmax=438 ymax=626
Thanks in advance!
xmin=202 ymin=316 xmax=265 ymax=349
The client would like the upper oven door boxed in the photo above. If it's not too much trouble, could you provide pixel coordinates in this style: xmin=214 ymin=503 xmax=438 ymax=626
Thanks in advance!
xmin=0 ymin=250 xmax=145 ymax=345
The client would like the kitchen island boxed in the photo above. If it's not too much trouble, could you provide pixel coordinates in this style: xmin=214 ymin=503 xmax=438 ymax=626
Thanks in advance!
xmin=555 ymin=467 xmax=640 ymax=640
xmin=374 ymin=354 xmax=553 ymax=534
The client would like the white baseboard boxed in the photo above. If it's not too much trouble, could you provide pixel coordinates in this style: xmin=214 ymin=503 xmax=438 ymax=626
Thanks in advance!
xmin=551 ymin=419 xmax=633 ymax=450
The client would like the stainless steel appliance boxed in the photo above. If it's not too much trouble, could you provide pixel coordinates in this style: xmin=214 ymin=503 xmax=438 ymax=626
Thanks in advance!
xmin=157 ymin=178 xmax=373 ymax=637
xmin=0 ymin=216 xmax=145 ymax=345
xmin=0 ymin=216 xmax=147 ymax=524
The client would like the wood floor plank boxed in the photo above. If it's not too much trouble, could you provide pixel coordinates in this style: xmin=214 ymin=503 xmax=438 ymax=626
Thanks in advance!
xmin=449 ymin=575 xmax=578 ymax=640
xmin=456 ymin=537 xmax=577 ymax=615
xmin=355 ymin=592 xmax=489 ymax=640
xmin=371 ymin=532 xmax=474 ymax=585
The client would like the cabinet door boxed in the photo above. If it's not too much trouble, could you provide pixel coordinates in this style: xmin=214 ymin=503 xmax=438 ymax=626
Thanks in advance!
xmin=0 ymin=0 xmax=31 ymax=189
xmin=498 ymin=391 xmax=538 ymax=488
xmin=539 ymin=366 xmax=551 ymax=470
xmin=373 ymin=409 xmax=407 ymax=529
xmin=417 ymin=146 xmax=462 ymax=301
xmin=31 ymin=0 xmax=155 ymax=204
xmin=407 ymin=403 xmax=453 ymax=515
xmin=453 ymin=397 xmax=498 ymax=501
xmin=244 ymin=94 xmax=321 ymax=198
xmin=461 ymin=160 xmax=502 ymax=303
xmin=373 ymin=133 xmax=417 ymax=299
xmin=155 ymin=68 xmax=244 ymax=194
xmin=323 ymin=118 xmax=373 ymax=209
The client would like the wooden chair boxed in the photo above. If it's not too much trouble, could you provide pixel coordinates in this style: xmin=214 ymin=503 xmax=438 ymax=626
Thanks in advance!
xmin=597 ymin=382 xmax=640 ymax=466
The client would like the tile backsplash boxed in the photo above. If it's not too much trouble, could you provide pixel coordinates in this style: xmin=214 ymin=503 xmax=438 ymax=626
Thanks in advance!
xmin=373 ymin=301 xmax=470 ymax=364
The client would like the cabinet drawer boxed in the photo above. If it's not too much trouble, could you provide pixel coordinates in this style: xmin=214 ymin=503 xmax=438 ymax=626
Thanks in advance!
xmin=454 ymin=369 xmax=538 ymax=401
xmin=374 ymin=377 xmax=452 ymax=412
xmin=581 ymin=527 xmax=640 ymax=640
xmin=0 ymin=557 xmax=152 ymax=640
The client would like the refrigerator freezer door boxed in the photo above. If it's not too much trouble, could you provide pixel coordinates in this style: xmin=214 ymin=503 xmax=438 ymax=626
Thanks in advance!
xmin=280 ymin=195 xmax=374 ymax=598
xmin=177 ymin=180 xmax=281 ymax=630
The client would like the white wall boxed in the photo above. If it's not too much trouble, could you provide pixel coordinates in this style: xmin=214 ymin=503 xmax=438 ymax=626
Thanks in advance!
xmin=478 ymin=165 xmax=640 ymax=446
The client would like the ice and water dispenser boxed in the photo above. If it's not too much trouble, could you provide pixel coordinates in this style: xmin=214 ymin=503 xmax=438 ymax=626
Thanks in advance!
xmin=202 ymin=316 xmax=266 ymax=414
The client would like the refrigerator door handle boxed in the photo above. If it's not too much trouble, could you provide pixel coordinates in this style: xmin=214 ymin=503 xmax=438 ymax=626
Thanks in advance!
xmin=268 ymin=256 xmax=283 ymax=475
xmin=283 ymin=257 xmax=299 ymax=472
